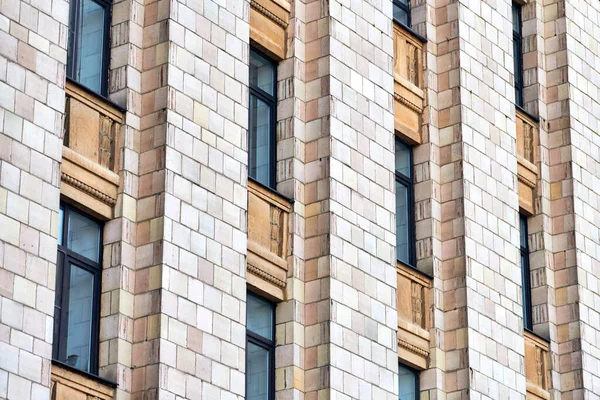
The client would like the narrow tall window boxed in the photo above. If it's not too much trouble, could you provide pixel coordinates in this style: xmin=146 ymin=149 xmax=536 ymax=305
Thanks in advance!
xmin=246 ymin=293 xmax=275 ymax=400
xmin=393 ymin=0 xmax=411 ymax=27
xmin=249 ymin=50 xmax=277 ymax=189
xmin=395 ymin=138 xmax=415 ymax=266
xmin=398 ymin=363 xmax=419 ymax=400
xmin=520 ymin=214 xmax=533 ymax=330
xmin=512 ymin=3 xmax=524 ymax=107
xmin=53 ymin=204 xmax=102 ymax=374
xmin=67 ymin=0 xmax=111 ymax=95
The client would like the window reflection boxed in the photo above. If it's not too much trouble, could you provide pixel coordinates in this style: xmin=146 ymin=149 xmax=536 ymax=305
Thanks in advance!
xmin=65 ymin=265 xmax=94 ymax=372
xmin=398 ymin=363 xmax=418 ymax=400
xmin=68 ymin=0 xmax=108 ymax=94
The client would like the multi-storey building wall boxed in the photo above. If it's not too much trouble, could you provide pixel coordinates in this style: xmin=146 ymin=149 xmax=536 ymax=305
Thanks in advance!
xmin=0 ymin=0 xmax=599 ymax=400
xmin=0 ymin=0 xmax=68 ymax=398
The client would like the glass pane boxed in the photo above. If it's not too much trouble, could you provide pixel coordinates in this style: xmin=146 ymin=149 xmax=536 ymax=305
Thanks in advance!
xmin=393 ymin=4 xmax=409 ymax=26
xmin=396 ymin=181 xmax=410 ymax=264
xmin=249 ymin=95 xmax=272 ymax=187
xmin=67 ymin=210 xmax=101 ymax=262
xmin=247 ymin=342 xmax=269 ymax=400
xmin=73 ymin=0 xmax=106 ymax=93
xmin=250 ymin=51 xmax=275 ymax=95
xmin=247 ymin=293 xmax=273 ymax=340
xmin=58 ymin=207 xmax=64 ymax=246
xmin=520 ymin=215 xmax=528 ymax=249
xmin=52 ymin=252 xmax=65 ymax=360
xmin=395 ymin=139 xmax=411 ymax=178
xmin=398 ymin=364 xmax=418 ymax=400
xmin=513 ymin=39 xmax=522 ymax=106
xmin=512 ymin=3 xmax=521 ymax=35
xmin=64 ymin=264 xmax=94 ymax=372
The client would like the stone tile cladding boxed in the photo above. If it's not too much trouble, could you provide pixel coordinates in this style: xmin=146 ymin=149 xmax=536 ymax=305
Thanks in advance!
xmin=300 ymin=0 xmax=334 ymax=397
xmin=150 ymin=0 xmax=250 ymax=399
xmin=99 ymin=1 xmax=144 ymax=398
xmin=524 ymin=0 xmax=559 ymax=396
xmin=562 ymin=0 xmax=600 ymax=397
xmin=0 ymin=0 xmax=68 ymax=399
xmin=272 ymin=0 xmax=307 ymax=398
xmin=431 ymin=0 xmax=470 ymax=396
xmin=543 ymin=0 xmax=581 ymax=396
xmin=327 ymin=0 xmax=399 ymax=398
xmin=445 ymin=0 xmax=527 ymax=397
xmin=409 ymin=0 xmax=448 ymax=398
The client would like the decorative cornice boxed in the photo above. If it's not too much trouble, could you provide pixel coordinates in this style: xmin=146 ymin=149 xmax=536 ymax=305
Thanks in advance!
xmin=61 ymin=172 xmax=117 ymax=206
xmin=398 ymin=338 xmax=429 ymax=358
xmin=247 ymin=263 xmax=287 ymax=288
xmin=250 ymin=0 xmax=288 ymax=28
xmin=394 ymin=92 xmax=422 ymax=113
xmin=517 ymin=173 xmax=537 ymax=188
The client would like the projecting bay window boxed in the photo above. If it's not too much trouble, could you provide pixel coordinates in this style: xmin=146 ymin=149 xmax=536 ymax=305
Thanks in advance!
xmin=393 ymin=0 xmax=411 ymax=27
xmin=249 ymin=49 xmax=277 ymax=189
xmin=398 ymin=363 xmax=419 ymax=400
xmin=67 ymin=0 xmax=111 ymax=95
xmin=513 ymin=2 xmax=524 ymax=107
xmin=53 ymin=204 xmax=102 ymax=374
xmin=246 ymin=293 xmax=275 ymax=400
xmin=520 ymin=214 xmax=533 ymax=330
xmin=395 ymin=138 xmax=415 ymax=266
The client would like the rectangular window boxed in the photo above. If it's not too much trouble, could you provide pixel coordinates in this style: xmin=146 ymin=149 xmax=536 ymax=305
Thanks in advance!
xmin=395 ymin=138 xmax=415 ymax=266
xmin=67 ymin=0 xmax=111 ymax=95
xmin=246 ymin=292 xmax=275 ymax=400
xmin=513 ymin=3 xmax=524 ymax=107
xmin=398 ymin=363 xmax=419 ymax=400
xmin=249 ymin=49 xmax=277 ymax=189
xmin=393 ymin=0 xmax=411 ymax=27
xmin=520 ymin=214 xmax=533 ymax=330
xmin=53 ymin=204 xmax=102 ymax=374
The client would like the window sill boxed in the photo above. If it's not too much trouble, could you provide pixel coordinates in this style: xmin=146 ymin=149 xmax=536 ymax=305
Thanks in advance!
xmin=392 ymin=20 xmax=427 ymax=44
xmin=51 ymin=360 xmax=118 ymax=388
xmin=248 ymin=176 xmax=294 ymax=204
xmin=397 ymin=259 xmax=433 ymax=280
xmin=524 ymin=327 xmax=550 ymax=344
xmin=516 ymin=104 xmax=540 ymax=123
xmin=66 ymin=77 xmax=126 ymax=113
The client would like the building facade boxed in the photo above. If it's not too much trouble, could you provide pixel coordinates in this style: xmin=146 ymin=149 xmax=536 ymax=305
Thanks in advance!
xmin=0 ymin=0 xmax=598 ymax=399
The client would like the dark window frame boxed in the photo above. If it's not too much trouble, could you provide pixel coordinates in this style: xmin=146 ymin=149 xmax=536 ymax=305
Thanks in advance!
xmin=249 ymin=48 xmax=278 ymax=189
xmin=53 ymin=204 xmax=103 ymax=375
xmin=393 ymin=0 xmax=411 ymax=28
xmin=245 ymin=292 xmax=276 ymax=400
xmin=513 ymin=2 xmax=524 ymax=107
xmin=395 ymin=137 xmax=416 ymax=267
xmin=398 ymin=362 xmax=420 ymax=400
xmin=67 ymin=0 xmax=112 ymax=96
xmin=520 ymin=214 xmax=533 ymax=331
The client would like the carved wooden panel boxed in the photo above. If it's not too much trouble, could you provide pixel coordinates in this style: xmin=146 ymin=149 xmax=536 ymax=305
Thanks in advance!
xmin=61 ymin=81 xmax=123 ymax=219
xmin=524 ymin=331 xmax=550 ymax=400
xmin=393 ymin=23 xmax=425 ymax=144
xmin=516 ymin=109 xmax=539 ymax=215
xmin=247 ymin=180 xmax=291 ymax=301
xmin=397 ymin=261 xmax=431 ymax=369
xmin=51 ymin=363 xmax=115 ymax=400
xmin=249 ymin=0 xmax=290 ymax=60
